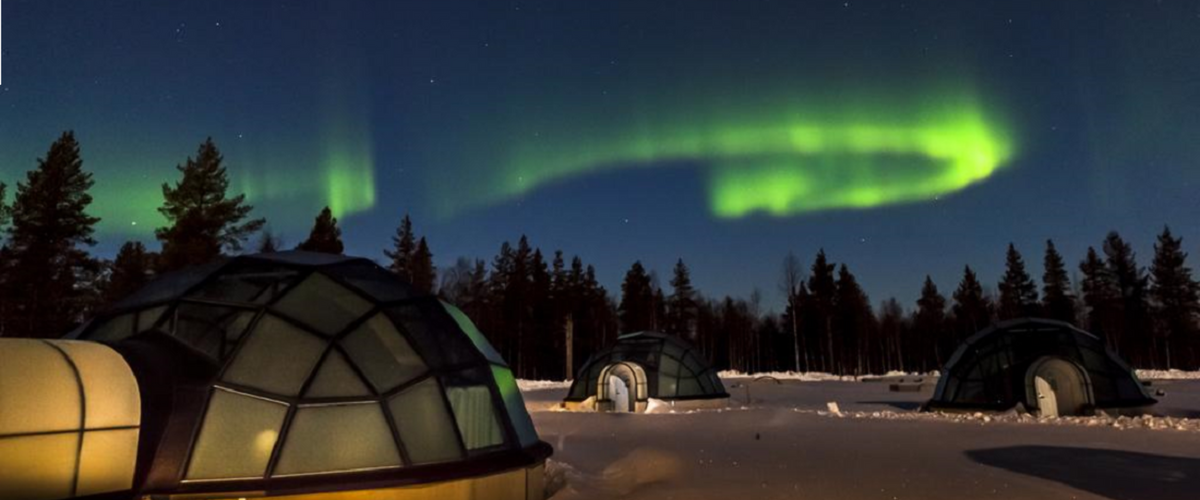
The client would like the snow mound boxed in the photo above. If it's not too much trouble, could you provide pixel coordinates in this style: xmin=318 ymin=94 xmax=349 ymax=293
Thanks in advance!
xmin=1136 ymin=369 xmax=1200 ymax=380
xmin=810 ymin=407 xmax=1200 ymax=432
xmin=644 ymin=398 xmax=673 ymax=414
xmin=517 ymin=379 xmax=572 ymax=391
xmin=719 ymin=369 xmax=934 ymax=382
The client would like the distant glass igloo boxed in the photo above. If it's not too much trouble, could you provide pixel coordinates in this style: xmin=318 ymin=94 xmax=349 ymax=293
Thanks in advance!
xmin=564 ymin=331 xmax=728 ymax=412
xmin=926 ymin=318 xmax=1156 ymax=417
xmin=68 ymin=250 xmax=549 ymax=499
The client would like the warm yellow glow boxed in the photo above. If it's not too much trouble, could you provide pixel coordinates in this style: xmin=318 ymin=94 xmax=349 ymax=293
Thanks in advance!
xmin=185 ymin=463 xmax=544 ymax=500
xmin=0 ymin=339 xmax=141 ymax=500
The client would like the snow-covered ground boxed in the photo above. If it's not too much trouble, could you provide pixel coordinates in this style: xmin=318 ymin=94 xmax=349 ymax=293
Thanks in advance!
xmin=1137 ymin=369 xmax=1200 ymax=380
xmin=521 ymin=376 xmax=1200 ymax=499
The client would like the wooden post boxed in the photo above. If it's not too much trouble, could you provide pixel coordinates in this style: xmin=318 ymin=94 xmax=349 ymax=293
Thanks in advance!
xmin=565 ymin=315 xmax=575 ymax=379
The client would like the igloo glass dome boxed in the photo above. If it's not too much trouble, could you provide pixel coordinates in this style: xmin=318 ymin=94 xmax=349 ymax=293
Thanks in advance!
xmin=564 ymin=331 xmax=728 ymax=412
xmin=69 ymin=251 xmax=549 ymax=499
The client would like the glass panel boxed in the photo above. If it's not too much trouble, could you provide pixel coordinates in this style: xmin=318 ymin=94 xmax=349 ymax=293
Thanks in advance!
xmin=388 ymin=378 xmax=464 ymax=464
xmin=223 ymin=314 xmax=326 ymax=396
xmin=442 ymin=301 xmax=505 ymax=365
xmin=678 ymin=377 xmax=702 ymax=397
xmin=0 ymin=433 xmax=79 ymax=500
xmin=273 ymin=272 xmax=373 ymax=335
xmin=186 ymin=389 xmax=287 ymax=480
xmin=274 ymin=403 xmax=401 ymax=476
xmin=135 ymin=305 xmax=169 ymax=333
xmin=491 ymin=366 xmax=539 ymax=447
xmin=0 ymin=340 xmax=81 ymax=435
xmin=657 ymin=374 xmax=678 ymax=398
xmin=662 ymin=341 xmax=687 ymax=362
xmin=445 ymin=375 xmax=504 ymax=450
xmin=682 ymin=351 xmax=707 ymax=374
xmin=89 ymin=314 xmax=135 ymax=342
xmin=387 ymin=302 xmax=479 ymax=368
xmin=342 ymin=314 xmax=427 ymax=392
xmin=305 ymin=350 xmax=372 ymax=398
xmin=113 ymin=260 xmax=223 ymax=309
xmin=326 ymin=261 xmax=416 ymax=303
xmin=175 ymin=304 xmax=256 ymax=360
xmin=76 ymin=428 xmax=138 ymax=496
xmin=188 ymin=263 xmax=299 ymax=304
xmin=58 ymin=342 xmax=141 ymax=429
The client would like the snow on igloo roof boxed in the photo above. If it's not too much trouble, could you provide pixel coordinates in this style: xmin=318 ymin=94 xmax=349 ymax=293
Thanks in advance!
xmin=71 ymin=251 xmax=545 ymax=494
xmin=566 ymin=331 xmax=728 ymax=402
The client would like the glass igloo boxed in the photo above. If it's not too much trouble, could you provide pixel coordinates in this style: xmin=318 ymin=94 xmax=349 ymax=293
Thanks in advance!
xmin=564 ymin=331 xmax=728 ymax=412
xmin=69 ymin=251 xmax=549 ymax=499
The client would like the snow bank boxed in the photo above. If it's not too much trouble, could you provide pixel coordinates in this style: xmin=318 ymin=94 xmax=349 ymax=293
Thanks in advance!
xmin=810 ymin=407 xmax=1200 ymax=432
xmin=517 ymin=379 xmax=572 ymax=391
xmin=1136 ymin=369 xmax=1200 ymax=380
xmin=718 ymin=369 xmax=934 ymax=382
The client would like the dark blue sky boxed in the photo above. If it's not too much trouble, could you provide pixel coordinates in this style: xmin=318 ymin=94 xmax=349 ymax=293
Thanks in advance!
xmin=1 ymin=1 xmax=1198 ymax=310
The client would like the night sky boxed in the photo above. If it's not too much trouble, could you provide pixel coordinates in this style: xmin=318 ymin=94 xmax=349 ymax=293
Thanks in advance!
xmin=2 ymin=1 xmax=1199 ymax=309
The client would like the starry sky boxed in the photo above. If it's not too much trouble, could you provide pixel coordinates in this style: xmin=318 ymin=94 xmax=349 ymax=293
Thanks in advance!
xmin=2 ymin=0 xmax=1199 ymax=309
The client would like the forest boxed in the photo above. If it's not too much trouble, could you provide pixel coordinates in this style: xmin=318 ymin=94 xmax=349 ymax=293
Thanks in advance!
xmin=4 ymin=132 xmax=1199 ymax=379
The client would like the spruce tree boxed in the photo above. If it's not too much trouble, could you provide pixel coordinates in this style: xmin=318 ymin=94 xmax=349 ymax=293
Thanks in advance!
xmin=952 ymin=265 xmax=991 ymax=337
xmin=1079 ymin=246 xmax=1119 ymax=348
xmin=667 ymin=258 xmax=697 ymax=336
xmin=834 ymin=264 xmax=873 ymax=374
xmin=1149 ymin=226 xmax=1200 ymax=368
xmin=3 ymin=131 xmax=101 ymax=337
xmin=384 ymin=214 xmax=416 ymax=281
xmin=256 ymin=228 xmax=283 ymax=253
xmin=156 ymin=138 xmax=264 ymax=271
xmin=104 ymin=241 xmax=154 ymax=306
xmin=296 ymin=206 xmax=344 ymax=254
xmin=808 ymin=249 xmax=837 ymax=371
xmin=997 ymin=243 xmax=1039 ymax=319
xmin=1103 ymin=231 xmax=1152 ymax=365
xmin=618 ymin=261 xmax=654 ymax=332
xmin=915 ymin=276 xmax=948 ymax=368
xmin=409 ymin=237 xmax=436 ymax=294
xmin=1041 ymin=239 xmax=1077 ymax=323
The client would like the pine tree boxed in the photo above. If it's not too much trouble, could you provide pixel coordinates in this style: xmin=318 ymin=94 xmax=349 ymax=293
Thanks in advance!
xmin=998 ymin=243 xmax=1039 ymax=319
xmin=618 ymin=261 xmax=654 ymax=332
xmin=779 ymin=252 xmax=806 ymax=371
xmin=808 ymin=250 xmax=837 ymax=372
xmin=1041 ymin=239 xmax=1077 ymax=323
xmin=296 ymin=206 xmax=344 ymax=254
xmin=1149 ymin=226 xmax=1200 ymax=368
xmin=3 ymin=131 xmax=101 ymax=337
xmin=915 ymin=276 xmax=948 ymax=368
xmin=834 ymin=264 xmax=874 ymax=374
xmin=1103 ymin=231 xmax=1153 ymax=366
xmin=1080 ymin=246 xmax=1119 ymax=348
xmin=410 ymin=237 xmax=436 ymax=294
xmin=952 ymin=265 xmax=991 ymax=337
xmin=104 ymin=241 xmax=154 ymax=306
xmin=156 ymin=138 xmax=264 ymax=271
xmin=256 ymin=228 xmax=283 ymax=253
xmin=667 ymin=258 xmax=697 ymax=337
xmin=384 ymin=214 xmax=416 ymax=281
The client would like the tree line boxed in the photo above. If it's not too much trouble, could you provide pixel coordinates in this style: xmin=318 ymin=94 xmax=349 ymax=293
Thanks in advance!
xmin=2 ymin=132 xmax=1198 ymax=378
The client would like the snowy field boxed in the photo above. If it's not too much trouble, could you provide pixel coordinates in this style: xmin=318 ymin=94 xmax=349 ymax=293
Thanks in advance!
xmin=521 ymin=376 xmax=1200 ymax=500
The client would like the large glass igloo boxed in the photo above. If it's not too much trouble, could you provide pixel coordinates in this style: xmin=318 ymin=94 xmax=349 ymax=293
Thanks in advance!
xmin=68 ymin=251 xmax=549 ymax=499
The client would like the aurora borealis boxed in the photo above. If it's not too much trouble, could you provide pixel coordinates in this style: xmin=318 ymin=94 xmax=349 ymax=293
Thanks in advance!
xmin=2 ymin=0 xmax=1198 ymax=305
xmin=447 ymin=89 xmax=1014 ymax=219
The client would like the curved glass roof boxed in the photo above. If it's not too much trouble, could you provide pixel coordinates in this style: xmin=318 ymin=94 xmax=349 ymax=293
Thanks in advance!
xmin=71 ymin=251 xmax=545 ymax=495
xmin=566 ymin=331 xmax=727 ymax=402
xmin=928 ymin=318 xmax=1156 ymax=411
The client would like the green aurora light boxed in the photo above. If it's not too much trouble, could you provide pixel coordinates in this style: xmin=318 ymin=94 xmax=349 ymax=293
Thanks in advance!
xmin=436 ymin=88 xmax=1016 ymax=219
